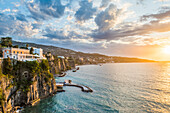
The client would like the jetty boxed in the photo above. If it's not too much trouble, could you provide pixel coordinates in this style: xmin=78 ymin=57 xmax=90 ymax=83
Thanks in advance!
xmin=56 ymin=80 xmax=93 ymax=93
xmin=65 ymin=83 xmax=93 ymax=92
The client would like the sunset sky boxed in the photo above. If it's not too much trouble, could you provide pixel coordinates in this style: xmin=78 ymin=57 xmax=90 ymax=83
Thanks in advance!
xmin=0 ymin=0 xmax=170 ymax=61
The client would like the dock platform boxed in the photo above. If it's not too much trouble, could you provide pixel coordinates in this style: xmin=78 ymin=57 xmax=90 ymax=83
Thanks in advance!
xmin=56 ymin=81 xmax=93 ymax=93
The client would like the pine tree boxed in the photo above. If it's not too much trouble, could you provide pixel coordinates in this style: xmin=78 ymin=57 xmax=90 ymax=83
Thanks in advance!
xmin=30 ymin=47 xmax=34 ymax=54
xmin=26 ymin=44 xmax=29 ymax=49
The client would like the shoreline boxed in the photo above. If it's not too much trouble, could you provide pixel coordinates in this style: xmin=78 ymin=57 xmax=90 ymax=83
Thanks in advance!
xmin=19 ymin=62 xmax=162 ymax=112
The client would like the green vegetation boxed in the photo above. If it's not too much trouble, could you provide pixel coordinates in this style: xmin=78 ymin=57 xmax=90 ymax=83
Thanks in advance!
xmin=20 ymin=47 xmax=27 ymax=49
xmin=13 ymin=45 xmax=19 ymax=48
xmin=0 ymin=88 xmax=5 ymax=112
xmin=26 ymin=44 xmax=29 ymax=49
xmin=66 ymin=66 xmax=71 ymax=70
xmin=13 ymin=60 xmax=52 ymax=92
xmin=0 ymin=88 xmax=5 ymax=102
xmin=26 ymin=61 xmax=40 ymax=76
xmin=1 ymin=37 xmax=12 ymax=47
xmin=2 ymin=57 xmax=13 ymax=77
xmin=40 ymin=60 xmax=53 ymax=82
xmin=30 ymin=47 xmax=34 ymax=54
xmin=0 ymin=45 xmax=2 ymax=57
xmin=2 ymin=59 xmax=53 ymax=95
xmin=40 ymin=60 xmax=50 ymax=72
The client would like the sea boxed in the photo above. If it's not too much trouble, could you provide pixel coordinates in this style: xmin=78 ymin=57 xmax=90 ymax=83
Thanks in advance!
xmin=22 ymin=63 xmax=170 ymax=113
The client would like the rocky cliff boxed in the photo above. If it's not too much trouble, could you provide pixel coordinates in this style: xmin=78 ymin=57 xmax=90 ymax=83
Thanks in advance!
xmin=46 ymin=54 xmax=75 ymax=75
xmin=0 ymin=55 xmax=76 ymax=113
xmin=0 ymin=59 xmax=58 ymax=113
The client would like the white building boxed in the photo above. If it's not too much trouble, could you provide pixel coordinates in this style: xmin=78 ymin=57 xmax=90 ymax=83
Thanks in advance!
xmin=58 ymin=56 xmax=65 ymax=59
xmin=27 ymin=47 xmax=43 ymax=58
xmin=2 ymin=47 xmax=46 ymax=61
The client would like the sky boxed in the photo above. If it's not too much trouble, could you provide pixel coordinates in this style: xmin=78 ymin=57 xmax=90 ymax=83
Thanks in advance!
xmin=0 ymin=0 xmax=170 ymax=61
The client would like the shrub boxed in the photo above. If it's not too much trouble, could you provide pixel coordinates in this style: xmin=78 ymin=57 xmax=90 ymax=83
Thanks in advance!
xmin=2 ymin=57 xmax=12 ymax=76
xmin=40 ymin=60 xmax=50 ymax=71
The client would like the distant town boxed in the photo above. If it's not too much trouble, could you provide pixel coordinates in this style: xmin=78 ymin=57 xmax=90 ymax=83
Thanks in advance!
xmin=0 ymin=37 xmax=156 ymax=65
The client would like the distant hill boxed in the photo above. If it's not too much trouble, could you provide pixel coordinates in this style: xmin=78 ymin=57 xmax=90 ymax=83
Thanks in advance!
xmin=12 ymin=40 xmax=156 ymax=63
xmin=112 ymin=56 xmax=156 ymax=63
xmin=12 ymin=41 xmax=108 ymax=58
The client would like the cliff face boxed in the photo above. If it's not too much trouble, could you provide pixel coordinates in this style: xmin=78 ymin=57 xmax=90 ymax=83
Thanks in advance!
xmin=0 ymin=55 xmax=76 ymax=112
xmin=0 ymin=76 xmax=13 ymax=112
xmin=0 ymin=60 xmax=57 ymax=113
xmin=47 ymin=56 xmax=75 ymax=75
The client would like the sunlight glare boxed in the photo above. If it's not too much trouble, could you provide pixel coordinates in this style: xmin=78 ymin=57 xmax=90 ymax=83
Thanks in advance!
xmin=163 ymin=46 xmax=170 ymax=54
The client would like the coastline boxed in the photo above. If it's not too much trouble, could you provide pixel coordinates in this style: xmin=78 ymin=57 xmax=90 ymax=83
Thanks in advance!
xmin=18 ymin=62 xmax=162 ymax=112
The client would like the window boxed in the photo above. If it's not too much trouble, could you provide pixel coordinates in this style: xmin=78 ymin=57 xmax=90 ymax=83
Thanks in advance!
xmin=21 ymin=52 xmax=22 ymax=54
xmin=7 ymin=55 xmax=8 ymax=57
xmin=26 ymin=56 xmax=33 ymax=58
xmin=13 ymin=51 xmax=15 ymax=54
xmin=7 ymin=51 xmax=9 ymax=54
xmin=17 ymin=52 xmax=19 ymax=54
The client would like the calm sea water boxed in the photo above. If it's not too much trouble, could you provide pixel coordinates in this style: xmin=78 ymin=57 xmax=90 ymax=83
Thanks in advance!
xmin=22 ymin=63 xmax=170 ymax=113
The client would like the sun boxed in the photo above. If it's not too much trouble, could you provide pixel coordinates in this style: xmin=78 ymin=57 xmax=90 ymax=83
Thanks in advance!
xmin=162 ymin=46 xmax=170 ymax=54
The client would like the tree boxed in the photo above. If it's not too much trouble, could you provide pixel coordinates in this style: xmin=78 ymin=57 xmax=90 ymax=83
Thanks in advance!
xmin=13 ymin=45 xmax=19 ymax=48
xmin=26 ymin=61 xmax=40 ymax=76
xmin=26 ymin=44 xmax=29 ymax=49
xmin=40 ymin=60 xmax=50 ymax=71
xmin=30 ymin=47 xmax=34 ymax=54
xmin=0 ymin=45 xmax=3 ymax=57
xmin=1 ymin=37 xmax=12 ymax=47
xmin=2 ymin=57 xmax=12 ymax=76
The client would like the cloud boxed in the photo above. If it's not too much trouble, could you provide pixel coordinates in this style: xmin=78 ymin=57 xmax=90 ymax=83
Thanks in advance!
xmin=92 ymin=19 xmax=170 ymax=41
xmin=100 ymin=0 xmax=119 ymax=9
xmin=157 ymin=0 xmax=170 ymax=1
xmin=32 ymin=22 xmax=43 ymax=29
xmin=100 ymin=0 xmax=112 ymax=8
xmin=0 ymin=12 xmax=39 ymax=37
xmin=75 ymin=0 xmax=97 ymax=21
xmin=91 ymin=6 xmax=170 ymax=42
xmin=2 ymin=8 xmax=11 ymax=13
xmin=26 ymin=0 xmax=66 ymax=20
xmin=16 ymin=13 xmax=28 ymax=22
xmin=141 ymin=10 xmax=170 ymax=21
xmin=95 ymin=4 xmax=128 ymax=32
xmin=43 ymin=27 xmax=70 ymax=40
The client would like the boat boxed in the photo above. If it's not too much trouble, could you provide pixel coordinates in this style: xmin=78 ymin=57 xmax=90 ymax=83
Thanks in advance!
xmin=58 ymin=73 xmax=66 ymax=77
xmin=76 ymin=67 xmax=80 ymax=70
xmin=72 ymin=69 xmax=76 ymax=72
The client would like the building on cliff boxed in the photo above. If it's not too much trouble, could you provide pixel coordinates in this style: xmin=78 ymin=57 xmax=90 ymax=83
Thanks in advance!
xmin=2 ymin=47 xmax=46 ymax=61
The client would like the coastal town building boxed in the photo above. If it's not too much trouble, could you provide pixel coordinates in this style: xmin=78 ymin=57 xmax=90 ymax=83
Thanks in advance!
xmin=2 ymin=47 xmax=46 ymax=61
xmin=27 ymin=47 xmax=44 ymax=59
xmin=58 ymin=56 xmax=65 ymax=59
